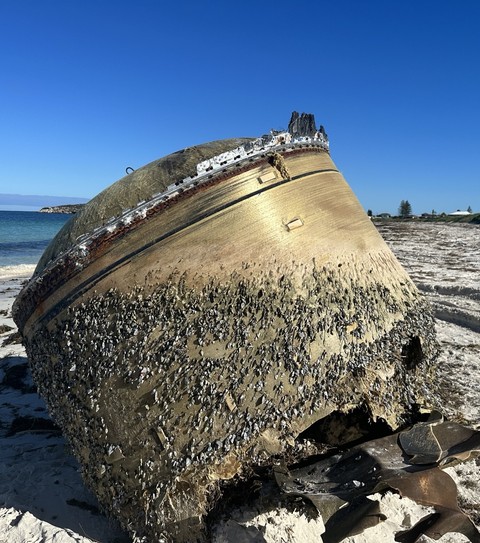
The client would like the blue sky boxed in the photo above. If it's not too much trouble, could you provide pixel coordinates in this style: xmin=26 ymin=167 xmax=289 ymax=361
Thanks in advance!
xmin=1 ymin=0 xmax=479 ymax=214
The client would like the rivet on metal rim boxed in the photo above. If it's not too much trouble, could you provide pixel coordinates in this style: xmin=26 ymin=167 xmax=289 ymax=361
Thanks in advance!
xmin=286 ymin=218 xmax=304 ymax=231
xmin=257 ymin=171 xmax=276 ymax=184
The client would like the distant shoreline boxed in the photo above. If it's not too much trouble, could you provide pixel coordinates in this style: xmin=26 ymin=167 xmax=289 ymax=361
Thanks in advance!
xmin=39 ymin=204 xmax=85 ymax=214
xmin=373 ymin=213 xmax=480 ymax=225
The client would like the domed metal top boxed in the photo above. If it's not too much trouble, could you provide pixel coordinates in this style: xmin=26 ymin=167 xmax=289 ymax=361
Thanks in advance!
xmin=37 ymin=138 xmax=253 ymax=272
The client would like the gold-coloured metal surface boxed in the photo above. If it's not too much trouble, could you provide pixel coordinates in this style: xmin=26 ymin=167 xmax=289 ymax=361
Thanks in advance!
xmin=13 ymin=144 xmax=438 ymax=543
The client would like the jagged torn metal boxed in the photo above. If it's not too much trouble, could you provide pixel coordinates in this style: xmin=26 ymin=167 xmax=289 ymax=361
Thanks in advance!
xmin=274 ymin=415 xmax=480 ymax=543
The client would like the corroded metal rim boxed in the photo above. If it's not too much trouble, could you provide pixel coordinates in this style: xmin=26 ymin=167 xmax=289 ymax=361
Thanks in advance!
xmin=14 ymin=143 xmax=330 ymax=332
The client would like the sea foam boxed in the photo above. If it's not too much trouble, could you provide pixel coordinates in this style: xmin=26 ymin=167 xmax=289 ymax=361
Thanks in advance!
xmin=0 ymin=264 xmax=36 ymax=281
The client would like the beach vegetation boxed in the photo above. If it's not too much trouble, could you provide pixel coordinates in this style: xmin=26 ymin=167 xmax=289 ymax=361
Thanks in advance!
xmin=398 ymin=200 xmax=412 ymax=218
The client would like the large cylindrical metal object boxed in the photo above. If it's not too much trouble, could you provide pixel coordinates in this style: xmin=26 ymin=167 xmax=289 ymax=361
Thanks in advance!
xmin=14 ymin=136 xmax=437 ymax=542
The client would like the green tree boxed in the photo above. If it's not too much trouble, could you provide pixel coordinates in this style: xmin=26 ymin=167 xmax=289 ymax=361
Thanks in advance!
xmin=398 ymin=200 xmax=412 ymax=218
xmin=367 ymin=209 xmax=373 ymax=217
xmin=467 ymin=205 xmax=473 ymax=213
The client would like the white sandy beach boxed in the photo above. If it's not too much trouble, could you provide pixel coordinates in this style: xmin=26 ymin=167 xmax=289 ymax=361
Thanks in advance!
xmin=0 ymin=271 xmax=130 ymax=543
xmin=0 ymin=221 xmax=479 ymax=543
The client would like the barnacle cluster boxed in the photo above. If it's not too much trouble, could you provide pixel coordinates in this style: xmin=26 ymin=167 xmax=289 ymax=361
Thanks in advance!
xmin=24 ymin=258 xmax=437 ymax=542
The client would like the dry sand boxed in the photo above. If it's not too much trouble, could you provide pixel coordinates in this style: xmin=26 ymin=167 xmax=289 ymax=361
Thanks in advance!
xmin=0 ymin=220 xmax=478 ymax=542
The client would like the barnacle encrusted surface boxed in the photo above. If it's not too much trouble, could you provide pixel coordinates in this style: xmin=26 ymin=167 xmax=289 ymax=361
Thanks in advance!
xmin=14 ymin=138 xmax=438 ymax=542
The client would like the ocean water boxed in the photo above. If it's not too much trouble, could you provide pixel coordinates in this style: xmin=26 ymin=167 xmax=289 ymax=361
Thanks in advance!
xmin=0 ymin=210 xmax=71 ymax=278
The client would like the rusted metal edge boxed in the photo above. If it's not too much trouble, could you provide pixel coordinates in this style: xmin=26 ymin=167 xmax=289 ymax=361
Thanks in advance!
xmin=14 ymin=146 xmax=332 ymax=332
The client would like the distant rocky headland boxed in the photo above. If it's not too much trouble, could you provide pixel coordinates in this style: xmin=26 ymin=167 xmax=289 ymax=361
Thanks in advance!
xmin=39 ymin=204 xmax=85 ymax=214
